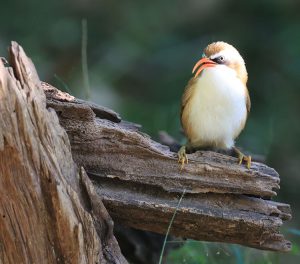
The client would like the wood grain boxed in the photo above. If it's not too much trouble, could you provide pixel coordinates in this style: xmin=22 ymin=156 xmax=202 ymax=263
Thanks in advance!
xmin=42 ymin=83 xmax=291 ymax=252
xmin=0 ymin=42 xmax=127 ymax=264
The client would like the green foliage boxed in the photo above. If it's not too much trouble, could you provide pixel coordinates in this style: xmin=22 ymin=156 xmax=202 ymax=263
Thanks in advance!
xmin=165 ymin=224 xmax=300 ymax=263
xmin=166 ymin=239 xmax=300 ymax=264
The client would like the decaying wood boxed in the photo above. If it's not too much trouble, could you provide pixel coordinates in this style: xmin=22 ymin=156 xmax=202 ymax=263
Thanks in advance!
xmin=43 ymin=84 xmax=291 ymax=251
xmin=45 ymin=86 xmax=279 ymax=198
xmin=0 ymin=41 xmax=292 ymax=263
xmin=0 ymin=42 xmax=127 ymax=263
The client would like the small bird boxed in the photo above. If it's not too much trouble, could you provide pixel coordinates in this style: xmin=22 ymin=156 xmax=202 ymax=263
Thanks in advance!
xmin=178 ymin=41 xmax=251 ymax=169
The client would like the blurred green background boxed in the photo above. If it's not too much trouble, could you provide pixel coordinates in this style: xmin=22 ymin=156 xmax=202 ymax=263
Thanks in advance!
xmin=1 ymin=0 xmax=300 ymax=263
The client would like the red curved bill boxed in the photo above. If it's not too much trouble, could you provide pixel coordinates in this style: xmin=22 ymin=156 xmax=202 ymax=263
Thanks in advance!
xmin=192 ymin=57 xmax=216 ymax=78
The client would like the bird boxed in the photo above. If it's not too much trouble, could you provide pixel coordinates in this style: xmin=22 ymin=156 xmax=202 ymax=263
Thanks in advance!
xmin=178 ymin=41 xmax=251 ymax=169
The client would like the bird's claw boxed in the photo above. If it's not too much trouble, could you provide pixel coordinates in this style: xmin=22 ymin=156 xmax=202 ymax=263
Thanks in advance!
xmin=237 ymin=151 xmax=252 ymax=169
xmin=178 ymin=146 xmax=188 ymax=171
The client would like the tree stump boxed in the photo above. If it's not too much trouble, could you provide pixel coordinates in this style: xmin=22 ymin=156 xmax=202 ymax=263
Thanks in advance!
xmin=0 ymin=42 xmax=127 ymax=264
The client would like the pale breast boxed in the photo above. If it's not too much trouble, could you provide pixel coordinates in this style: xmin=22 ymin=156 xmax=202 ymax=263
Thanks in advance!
xmin=182 ymin=66 xmax=247 ymax=149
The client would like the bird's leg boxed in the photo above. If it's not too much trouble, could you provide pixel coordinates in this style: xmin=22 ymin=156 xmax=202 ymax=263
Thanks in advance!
xmin=233 ymin=146 xmax=251 ymax=169
xmin=177 ymin=145 xmax=189 ymax=171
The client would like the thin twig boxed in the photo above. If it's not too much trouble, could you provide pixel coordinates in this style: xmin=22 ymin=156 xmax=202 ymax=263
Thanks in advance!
xmin=81 ymin=18 xmax=90 ymax=100
xmin=158 ymin=189 xmax=186 ymax=264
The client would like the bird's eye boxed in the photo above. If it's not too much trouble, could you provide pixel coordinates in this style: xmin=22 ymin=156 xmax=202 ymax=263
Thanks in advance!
xmin=211 ymin=56 xmax=225 ymax=64
xmin=213 ymin=56 xmax=225 ymax=64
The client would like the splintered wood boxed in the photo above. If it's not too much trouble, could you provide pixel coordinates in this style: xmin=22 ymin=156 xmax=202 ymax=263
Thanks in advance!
xmin=43 ymin=84 xmax=291 ymax=252
xmin=0 ymin=42 xmax=127 ymax=264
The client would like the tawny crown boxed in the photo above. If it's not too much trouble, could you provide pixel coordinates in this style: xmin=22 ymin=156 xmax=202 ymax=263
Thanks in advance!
xmin=204 ymin=41 xmax=248 ymax=84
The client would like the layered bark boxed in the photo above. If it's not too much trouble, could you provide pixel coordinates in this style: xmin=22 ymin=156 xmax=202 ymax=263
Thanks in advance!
xmin=0 ymin=42 xmax=127 ymax=264
xmin=43 ymin=83 xmax=291 ymax=252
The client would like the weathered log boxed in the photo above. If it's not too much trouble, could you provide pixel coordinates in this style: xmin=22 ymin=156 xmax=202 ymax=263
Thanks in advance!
xmin=44 ymin=83 xmax=279 ymax=198
xmin=0 ymin=42 xmax=127 ymax=263
xmin=42 ymin=83 xmax=292 ymax=251
xmin=0 ymin=41 xmax=292 ymax=260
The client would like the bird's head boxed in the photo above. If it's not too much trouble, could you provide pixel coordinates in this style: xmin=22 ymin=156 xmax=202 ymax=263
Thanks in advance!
xmin=192 ymin=41 xmax=248 ymax=84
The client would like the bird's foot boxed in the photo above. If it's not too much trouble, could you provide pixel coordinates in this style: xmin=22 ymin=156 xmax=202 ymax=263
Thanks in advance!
xmin=178 ymin=145 xmax=188 ymax=171
xmin=233 ymin=147 xmax=251 ymax=169
xmin=238 ymin=153 xmax=252 ymax=169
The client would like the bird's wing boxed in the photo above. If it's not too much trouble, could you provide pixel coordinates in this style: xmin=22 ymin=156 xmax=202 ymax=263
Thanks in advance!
xmin=246 ymin=88 xmax=251 ymax=113
xmin=234 ymin=86 xmax=251 ymax=139
xmin=180 ymin=78 xmax=197 ymax=129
